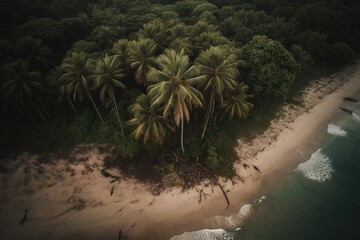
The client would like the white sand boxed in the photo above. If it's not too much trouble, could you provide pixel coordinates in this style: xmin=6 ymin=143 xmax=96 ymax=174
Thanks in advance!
xmin=1 ymin=62 xmax=360 ymax=240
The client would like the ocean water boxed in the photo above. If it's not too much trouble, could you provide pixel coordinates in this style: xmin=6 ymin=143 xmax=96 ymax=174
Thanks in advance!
xmin=172 ymin=97 xmax=360 ymax=240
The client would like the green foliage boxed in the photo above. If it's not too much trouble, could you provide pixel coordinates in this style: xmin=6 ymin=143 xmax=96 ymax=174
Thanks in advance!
xmin=16 ymin=18 xmax=61 ymax=40
xmin=154 ymin=161 xmax=175 ymax=175
xmin=325 ymin=43 xmax=356 ymax=66
xmin=192 ymin=3 xmax=218 ymax=16
xmin=296 ymin=31 xmax=329 ymax=63
xmin=205 ymin=145 xmax=234 ymax=178
xmin=126 ymin=39 xmax=158 ymax=85
xmin=222 ymin=82 xmax=253 ymax=121
xmin=67 ymin=110 xmax=93 ymax=143
xmin=1 ymin=0 xmax=360 ymax=180
xmin=291 ymin=45 xmax=314 ymax=67
xmin=127 ymin=94 xmax=175 ymax=145
xmin=70 ymin=40 xmax=101 ymax=57
xmin=206 ymin=146 xmax=219 ymax=170
xmin=1 ymin=59 xmax=47 ymax=117
xmin=241 ymin=35 xmax=300 ymax=99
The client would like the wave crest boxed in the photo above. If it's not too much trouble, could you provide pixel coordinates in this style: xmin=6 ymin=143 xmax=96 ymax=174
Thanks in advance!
xmin=353 ymin=112 xmax=360 ymax=122
xmin=295 ymin=149 xmax=334 ymax=183
xmin=327 ymin=124 xmax=347 ymax=136
xmin=170 ymin=229 xmax=234 ymax=240
xmin=170 ymin=204 xmax=253 ymax=240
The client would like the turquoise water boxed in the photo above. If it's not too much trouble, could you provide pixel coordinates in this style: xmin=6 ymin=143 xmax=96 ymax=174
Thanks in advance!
xmin=172 ymin=99 xmax=360 ymax=240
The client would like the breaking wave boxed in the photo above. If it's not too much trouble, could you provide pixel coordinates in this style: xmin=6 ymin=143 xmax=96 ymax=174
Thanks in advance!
xmin=170 ymin=229 xmax=234 ymax=240
xmin=170 ymin=205 xmax=253 ymax=240
xmin=327 ymin=124 xmax=347 ymax=136
xmin=294 ymin=149 xmax=334 ymax=183
xmin=353 ymin=112 xmax=360 ymax=122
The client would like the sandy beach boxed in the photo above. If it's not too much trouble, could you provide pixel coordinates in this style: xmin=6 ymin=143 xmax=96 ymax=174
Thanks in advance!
xmin=1 ymin=62 xmax=360 ymax=240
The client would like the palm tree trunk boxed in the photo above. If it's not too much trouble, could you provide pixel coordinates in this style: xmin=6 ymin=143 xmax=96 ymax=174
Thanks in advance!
xmin=201 ymin=98 xmax=215 ymax=140
xmin=209 ymin=98 xmax=216 ymax=125
xmin=89 ymin=95 xmax=104 ymax=123
xmin=67 ymin=94 xmax=78 ymax=115
xmin=181 ymin=117 xmax=185 ymax=153
xmin=213 ymin=113 xmax=218 ymax=128
xmin=110 ymin=86 xmax=123 ymax=134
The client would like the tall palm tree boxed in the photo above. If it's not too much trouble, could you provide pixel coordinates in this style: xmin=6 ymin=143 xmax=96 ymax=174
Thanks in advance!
xmin=49 ymin=66 xmax=78 ymax=114
xmin=193 ymin=46 xmax=239 ymax=139
xmin=93 ymin=54 xmax=126 ymax=132
xmin=126 ymin=39 xmax=157 ymax=86
xmin=111 ymin=39 xmax=130 ymax=70
xmin=1 ymin=59 xmax=47 ymax=120
xmin=221 ymin=82 xmax=253 ymax=120
xmin=59 ymin=52 xmax=104 ymax=122
xmin=127 ymin=94 xmax=175 ymax=144
xmin=147 ymin=49 xmax=204 ymax=153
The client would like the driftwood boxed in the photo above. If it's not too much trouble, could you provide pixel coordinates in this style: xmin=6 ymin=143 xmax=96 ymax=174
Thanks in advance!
xmin=172 ymin=154 xmax=231 ymax=208
xmin=198 ymin=189 xmax=203 ymax=204
xmin=115 ymin=207 xmax=124 ymax=215
xmin=101 ymin=169 xmax=121 ymax=182
xmin=110 ymin=184 xmax=115 ymax=196
xmin=339 ymin=107 xmax=353 ymax=115
xmin=344 ymin=97 xmax=358 ymax=102
xmin=253 ymin=165 xmax=261 ymax=172
xmin=19 ymin=208 xmax=28 ymax=224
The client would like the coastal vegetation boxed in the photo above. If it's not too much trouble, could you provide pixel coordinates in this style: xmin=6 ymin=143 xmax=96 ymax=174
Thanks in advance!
xmin=0 ymin=0 xmax=359 ymax=184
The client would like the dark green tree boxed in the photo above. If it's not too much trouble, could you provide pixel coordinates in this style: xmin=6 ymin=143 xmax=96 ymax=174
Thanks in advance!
xmin=240 ymin=35 xmax=300 ymax=99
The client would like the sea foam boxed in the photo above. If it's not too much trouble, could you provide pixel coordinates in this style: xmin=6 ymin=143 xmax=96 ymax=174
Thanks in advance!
xmin=327 ymin=124 xmax=347 ymax=136
xmin=170 ymin=229 xmax=234 ymax=240
xmin=353 ymin=112 xmax=360 ymax=122
xmin=170 ymin=205 xmax=253 ymax=240
xmin=295 ymin=149 xmax=334 ymax=183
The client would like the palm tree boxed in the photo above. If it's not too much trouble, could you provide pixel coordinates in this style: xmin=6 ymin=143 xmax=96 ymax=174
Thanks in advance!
xmin=1 ymin=59 xmax=47 ymax=120
xmin=93 ymin=54 xmax=126 ymax=132
xmin=221 ymin=82 xmax=253 ymax=120
xmin=193 ymin=46 xmax=239 ymax=139
xmin=89 ymin=25 xmax=120 ymax=49
xmin=111 ymin=39 xmax=130 ymax=68
xmin=126 ymin=39 xmax=157 ymax=86
xmin=147 ymin=49 xmax=204 ymax=153
xmin=127 ymin=94 xmax=175 ymax=144
xmin=137 ymin=20 xmax=168 ymax=49
xmin=169 ymin=37 xmax=194 ymax=57
xmin=49 ymin=66 xmax=78 ymax=114
xmin=167 ymin=23 xmax=194 ymax=57
xmin=193 ymin=31 xmax=230 ymax=53
xmin=59 ymin=52 xmax=104 ymax=122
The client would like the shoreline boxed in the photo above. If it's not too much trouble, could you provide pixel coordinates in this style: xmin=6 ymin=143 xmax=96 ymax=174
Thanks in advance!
xmin=166 ymin=62 xmax=360 ymax=238
xmin=1 ymin=62 xmax=360 ymax=240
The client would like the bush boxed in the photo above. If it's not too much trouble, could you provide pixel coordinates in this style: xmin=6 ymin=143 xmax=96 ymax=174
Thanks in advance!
xmin=67 ymin=110 xmax=93 ymax=144
xmin=325 ymin=43 xmax=356 ymax=66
